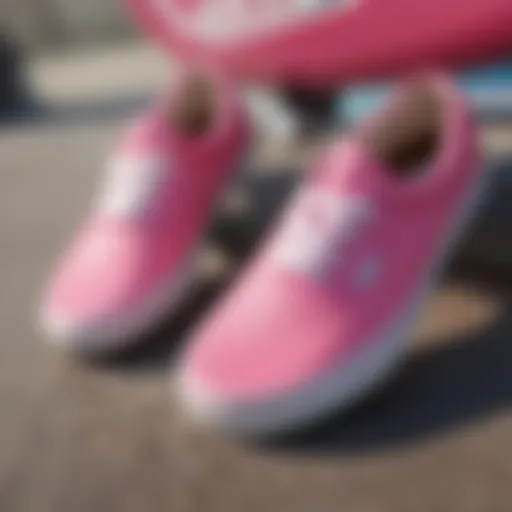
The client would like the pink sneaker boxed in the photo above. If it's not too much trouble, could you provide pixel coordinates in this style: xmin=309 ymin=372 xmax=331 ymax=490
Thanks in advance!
xmin=179 ymin=75 xmax=484 ymax=435
xmin=40 ymin=73 xmax=249 ymax=352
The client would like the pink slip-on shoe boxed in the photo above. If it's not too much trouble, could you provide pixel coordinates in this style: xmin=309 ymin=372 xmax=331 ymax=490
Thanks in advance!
xmin=40 ymin=73 xmax=249 ymax=353
xmin=179 ymin=75 xmax=484 ymax=435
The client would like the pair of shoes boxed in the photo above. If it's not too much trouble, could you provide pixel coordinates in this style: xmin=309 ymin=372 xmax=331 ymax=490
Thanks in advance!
xmin=39 ymin=72 xmax=485 ymax=436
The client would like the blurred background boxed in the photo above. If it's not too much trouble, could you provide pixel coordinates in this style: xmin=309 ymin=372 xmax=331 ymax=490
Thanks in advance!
xmin=2 ymin=0 xmax=131 ymax=49
xmin=1 ymin=2 xmax=512 ymax=512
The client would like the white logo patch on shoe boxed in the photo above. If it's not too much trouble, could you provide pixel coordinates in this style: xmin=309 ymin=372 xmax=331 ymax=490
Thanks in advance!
xmin=98 ymin=155 xmax=172 ymax=217
xmin=272 ymin=187 xmax=373 ymax=279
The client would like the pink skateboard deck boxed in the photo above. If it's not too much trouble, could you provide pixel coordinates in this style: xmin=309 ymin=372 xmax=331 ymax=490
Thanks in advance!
xmin=126 ymin=0 xmax=511 ymax=88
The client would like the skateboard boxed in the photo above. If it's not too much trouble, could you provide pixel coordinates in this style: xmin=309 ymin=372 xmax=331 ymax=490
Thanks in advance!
xmin=125 ymin=0 xmax=511 ymax=88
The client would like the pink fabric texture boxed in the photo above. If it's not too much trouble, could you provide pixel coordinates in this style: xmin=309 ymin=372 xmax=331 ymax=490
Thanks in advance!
xmin=182 ymin=75 xmax=482 ymax=401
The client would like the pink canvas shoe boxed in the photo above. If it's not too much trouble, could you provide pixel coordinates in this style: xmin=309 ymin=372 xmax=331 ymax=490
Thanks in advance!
xmin=40 ymin=73 xmax=249 ymax=352
xmin=179 ymin=75 xmax=484 ymax=435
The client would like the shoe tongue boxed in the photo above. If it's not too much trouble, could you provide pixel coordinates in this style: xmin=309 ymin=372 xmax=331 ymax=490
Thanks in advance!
xmin=120 ymin=112 xmax=172 ymax=154
xmin=97 ymin=114 xmax=175 ymax=218
xmin=314 ymin=140 xmax=387 ymax=198
xmin=120 ymin=111 xmax=197 ymax=158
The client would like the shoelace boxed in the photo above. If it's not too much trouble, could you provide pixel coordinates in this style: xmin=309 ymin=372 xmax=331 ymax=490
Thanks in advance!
xmin=274 ymin=188 xmax=374 ymax=278
xmin=98 ymin=155 xmax=171 ymax=216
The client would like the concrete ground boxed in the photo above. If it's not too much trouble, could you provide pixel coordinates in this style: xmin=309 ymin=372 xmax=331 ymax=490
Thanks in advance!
xmin=1 ymin=42 xmax=512 ymax=512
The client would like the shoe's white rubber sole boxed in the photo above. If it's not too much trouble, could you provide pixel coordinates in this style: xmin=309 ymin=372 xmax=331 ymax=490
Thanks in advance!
xmin=41 ymin=248 xmax=202 ymax=355
xmin=179 ymin=168 xmax=488 ymax=436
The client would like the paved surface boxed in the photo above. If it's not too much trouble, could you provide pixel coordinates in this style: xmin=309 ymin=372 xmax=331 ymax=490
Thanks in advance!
xmin=1 ymin=43 xmax=512 ymax=511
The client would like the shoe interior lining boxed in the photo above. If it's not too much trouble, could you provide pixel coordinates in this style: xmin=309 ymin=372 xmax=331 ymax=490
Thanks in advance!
xmin=365 ymin=86 xmax=442 ymax=178
xmin=172 ymin=74 xmax=218 ymax=136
